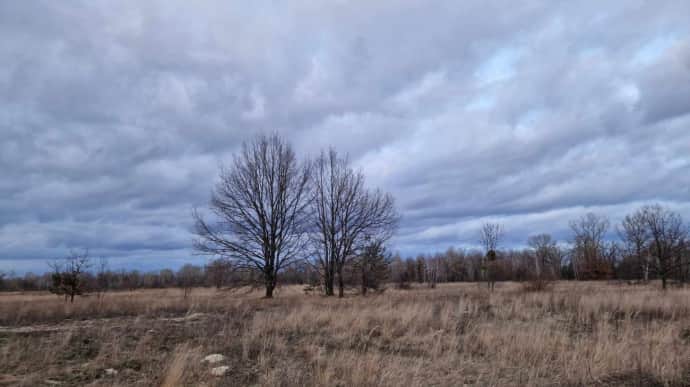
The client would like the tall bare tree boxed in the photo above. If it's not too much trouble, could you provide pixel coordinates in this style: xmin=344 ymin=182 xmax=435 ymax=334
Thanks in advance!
xmin=569 ymin=213 xmax=611 ymax=280
xmin=527 ymin=233 xmax=559 ymax=280
xmin=619 ymin=209 xmax=651 ymax=282
xmin=642 ymin=204 xmax=687 ymax=289
xmin=479 ymin=222 xmax=503 ymax=291
xmin=310 ymin=149 xmax=398 ymax=297
xmin=194 ymin=134 xmax=311 ymax=298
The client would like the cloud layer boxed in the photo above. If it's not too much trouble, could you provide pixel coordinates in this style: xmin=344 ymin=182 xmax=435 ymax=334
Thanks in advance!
xmin=2 ymin=1 xmax=690 ymax=273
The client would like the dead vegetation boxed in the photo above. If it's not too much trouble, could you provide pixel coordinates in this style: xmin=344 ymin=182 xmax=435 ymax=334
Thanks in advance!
xmin=1 ymin=282 xmax=690 ymax=386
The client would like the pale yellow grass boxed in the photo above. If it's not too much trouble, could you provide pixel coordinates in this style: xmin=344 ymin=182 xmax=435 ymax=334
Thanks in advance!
xmin=1 ymin=282 xmax=689 ymax=386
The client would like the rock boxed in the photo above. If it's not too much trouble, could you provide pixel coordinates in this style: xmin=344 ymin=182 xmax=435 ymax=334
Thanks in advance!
xmin=210 ymin=366 xmax=230 ymax=377
xmin=202 ymin=354 xmax=226 ymax=364
xmin=104 ymin=368 xmax=118 ymax=376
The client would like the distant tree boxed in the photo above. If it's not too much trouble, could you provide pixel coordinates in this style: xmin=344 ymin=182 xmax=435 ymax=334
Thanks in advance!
xmin=641 ymin=205 xmax=688 ymax=289
xmin=619 ymin=209 xmax=652 ymax=282
xmin=49 ymin=249 xmax=91 ymax=303
xmin=95 ymin=256 xmax=109 ymax=298
xmin=479 ymin=223 xmax=504 ymax=291
xmin=425 ymin=255 xmax=441 ymax=288
xmin=194 ymin=134 xmax=311 ymax=298
xmin=415 ymin=255 xmax=426 ymax=284
xmin=527 ymin=234 xmax=560 ymax=284
xmin=159 ymin=269 xmax=175 ymax=287
xmin=205 ymin=258 xmax=233 ymax=289
xmin=570 ymin=213 xmax=611 ymax=280
xmin=310 ymin=149 xmax=398 ymax=297
xmin=354 ymin=238 xmax=391 ymax=295
xmin=0 ymin=270 xmax=7 ymax=291
xmin=177 ymin=264 xmax=203 ymax=298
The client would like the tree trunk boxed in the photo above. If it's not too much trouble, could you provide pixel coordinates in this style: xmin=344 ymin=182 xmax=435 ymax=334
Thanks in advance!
xmin=337 ymin=268 xmax=345 ymax=298
xmin=265 ymin=284 xmax=274 ymax=298
xmin=264 ymin=269 xmax=276 ymax=298
xmin=661 ymin=274 xmax=667 ymax=290
xmin=324 ymin=269 xmax=334 ymax=296
xmin=361 ymin=266 xmax=368 ymax=296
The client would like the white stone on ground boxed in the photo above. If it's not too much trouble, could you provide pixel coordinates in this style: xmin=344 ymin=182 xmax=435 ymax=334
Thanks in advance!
xmin=104 ymin=368 xmax=118 ymax=376
xmin=210 ymin=366 xmax=230 ymax=377
xmin=202 ymin=354 xmax=226 ymax=364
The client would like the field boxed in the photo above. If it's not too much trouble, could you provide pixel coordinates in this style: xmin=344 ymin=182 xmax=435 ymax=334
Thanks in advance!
xmin=1 ymin=282 xmax=690 ymax=386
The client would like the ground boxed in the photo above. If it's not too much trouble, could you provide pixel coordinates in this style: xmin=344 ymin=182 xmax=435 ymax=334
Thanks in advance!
xmin=1 ymin=282 xmax=689 ymax=386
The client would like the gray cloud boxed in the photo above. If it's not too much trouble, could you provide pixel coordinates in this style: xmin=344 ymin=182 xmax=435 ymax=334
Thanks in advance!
xmin=1 ymin=1 xmax=690 ymax=273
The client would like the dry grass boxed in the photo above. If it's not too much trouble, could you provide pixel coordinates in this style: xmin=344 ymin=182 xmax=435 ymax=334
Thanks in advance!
xmin=1 ymin=282 xmax=690 ymax=386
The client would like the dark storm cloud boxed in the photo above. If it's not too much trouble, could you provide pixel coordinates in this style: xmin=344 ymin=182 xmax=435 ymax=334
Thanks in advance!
xmin=1 ymin=1 xmax=689 ymax=273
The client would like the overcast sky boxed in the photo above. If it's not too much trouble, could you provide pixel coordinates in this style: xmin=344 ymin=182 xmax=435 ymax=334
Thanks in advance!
xmin=2 ymin=1 xmax=689 ymax=274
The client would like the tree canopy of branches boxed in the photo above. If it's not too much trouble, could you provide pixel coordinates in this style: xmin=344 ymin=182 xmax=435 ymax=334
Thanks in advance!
xmin=570 ymin=213 xmax=611 ymax=280
xmin=49 ymin=249 xmax=91 ymax=303
xmin=205 ymin=258 xmax=233 ymax=289
xmin=527 ymin=234 xmax=561 ymax=280
xmin=641 ymin=205 xmax=688 ymax=289
xmin=310 ymin=149 xmax=398 ymax=297
xmin=194 ymin=134 xmax=311 ymax=298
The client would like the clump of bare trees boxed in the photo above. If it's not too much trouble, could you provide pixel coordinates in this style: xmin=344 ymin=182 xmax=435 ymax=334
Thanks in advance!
xmin=619 ymin=204 xmax=688 ymax=289
xmin=309 ymin=150 xmax=398 ymax=297
xmin=49 ymin=249 xmax=91 ymax=303
xmin=193 ymin=136 xmax=398 ymax=298
xmin=524 ymin=234 xmax=562 ymax=291
xmin=570 ymin=213 xmax=613 ymax=280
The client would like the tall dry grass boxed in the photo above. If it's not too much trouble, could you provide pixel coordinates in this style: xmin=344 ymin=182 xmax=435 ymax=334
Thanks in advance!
xmin=1 ymin=282 xmax=689 ymax=386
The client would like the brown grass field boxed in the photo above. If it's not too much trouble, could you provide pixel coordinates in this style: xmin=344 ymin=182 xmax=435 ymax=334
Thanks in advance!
xmin=1 ymin=282 xmax=690 ymax=386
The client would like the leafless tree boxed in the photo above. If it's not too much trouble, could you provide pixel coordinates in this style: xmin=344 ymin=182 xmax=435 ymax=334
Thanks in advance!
xmin=194 ymin=134 xmax=311 ymax=298
xmin=95 ymin=256 xmax=109 ymax=299
xmin=569 ymin=213 xmax=611 ymax=280
xmin=310 ymin=149 xmax=398 ymax=297
xmin=619 ymin=209 xmax=652 ymax=282
xmin=177 ymin=264 xmax=203 ymax=298
xmin=49 ymin=249 xmax=91 ymax=303
xmin=205 ymin=258 xmax=233 ymax=289
xmin=479 ymin=222 xmax=503 ymax=291
xmin=642 ymin=204 xmax=688 ymax=289
xmin=425 ymin=255 xmax=441 ymax=289
xmin=527 ymin=233 xmax=560 ymax=283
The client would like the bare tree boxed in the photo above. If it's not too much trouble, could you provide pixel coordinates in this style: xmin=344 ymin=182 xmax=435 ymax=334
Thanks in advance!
xmin=569 ymin=213 xmax=611 ymax=280
xmin=425 ymin=254 xmax=441 ymax=289
xmin=642 ymin=204 xmax=688 ymax=289
xmin=527 ymin=234 xmax=559 ymax=281
xmin=310 ymin=149 xmax=398 ymax=297
xmin=177 ymin=264 xmax=203 ymax=298
xmin=49 ymin=249 xmax=91 ymax=303
xmin=619 ymin=209 xmax=651 ymax=282
xmin=95 ymin=256 xmax=109 ymax=299
xmin=479 ymin=222 xmax=503 ymax=291
xmin=205 ymin=258 xmax=233 ymax=289
xmin=194 ymin=134 xmax=311 ymax=298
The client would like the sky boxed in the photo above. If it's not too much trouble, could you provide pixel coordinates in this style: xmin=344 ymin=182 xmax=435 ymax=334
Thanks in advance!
xmin=1 ymin=1 xmax=690 ymax=274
